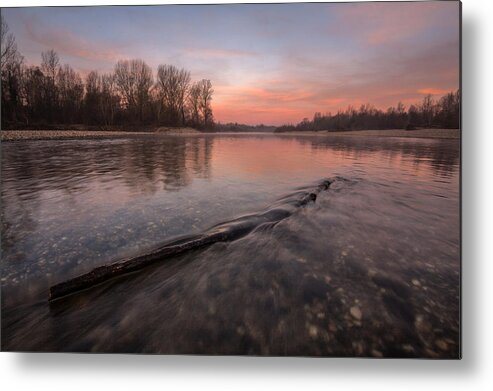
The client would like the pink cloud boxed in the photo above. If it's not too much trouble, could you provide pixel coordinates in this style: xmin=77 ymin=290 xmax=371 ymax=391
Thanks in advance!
xmin=331 ymin=2 xmax=458 ymax=46
xmin=23 ymin=16 xmax=123 ymax=63
xmin=182 ymin=48 xmax=257 ymax=59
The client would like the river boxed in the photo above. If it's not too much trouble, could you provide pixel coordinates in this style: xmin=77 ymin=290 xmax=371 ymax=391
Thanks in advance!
xmin=1 ymin=133 xmax=460 ymax=357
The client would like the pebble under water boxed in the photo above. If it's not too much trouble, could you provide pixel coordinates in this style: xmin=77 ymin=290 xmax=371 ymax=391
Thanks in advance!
xmin=1 ymin=133 xmax=460 ymax=357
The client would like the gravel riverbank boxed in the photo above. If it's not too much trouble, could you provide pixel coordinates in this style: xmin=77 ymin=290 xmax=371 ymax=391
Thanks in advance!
xmin=1 ymin=130 xmax=156 ymax=142
xmin=1 ymin=128 xmax=460 ymax=141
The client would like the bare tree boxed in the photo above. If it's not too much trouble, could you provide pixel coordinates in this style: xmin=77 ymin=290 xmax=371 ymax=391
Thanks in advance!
xmin=41 ymin=49 xmax=59 ymax=82
xmin=114 ymin=59 xmax=153 ymax=123
xmin=436 ymin=90 xmax=460 ymax=129
xmin=1 ymin=15 xmax=24 ymax=124
xmin=100 ymin=73 xmax=119 ymax=127
xmin=85 ymin=71 xmax=99 ymax=95
xmin=83 ymin=71 xmax=101 ymax=124
xmin=21 ymin=66 xmax=44 ymax=122
xmin=156 ymin=64 xmax=191 ymax=125
xmin=188 ymin=81 xmax=202 ymax=127
xmin=40 ymin=50 xmax=60 ymax=122
xmin=83 ymin=71 xmax=120 ymax=126
xmin=1 ymin=15 xmax=17 ymax=70
xmin=57 ymin=64 xmax=84 ymax=124
xmin=420 ymin=94 xmax=435 ymax=128
xmin=197 ymin=79 xmax=214 ymax=128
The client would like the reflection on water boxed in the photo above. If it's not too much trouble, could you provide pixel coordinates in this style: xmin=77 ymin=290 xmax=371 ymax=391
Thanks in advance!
xmin=1 ymin=134 xmax=460 ymax=357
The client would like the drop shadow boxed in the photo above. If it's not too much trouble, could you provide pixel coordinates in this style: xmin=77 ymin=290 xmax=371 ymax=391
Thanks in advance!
xmin=3 ymin=5 xmax=476 ymax=378
xmin=459 ymin=7 xmax=479 ymax=371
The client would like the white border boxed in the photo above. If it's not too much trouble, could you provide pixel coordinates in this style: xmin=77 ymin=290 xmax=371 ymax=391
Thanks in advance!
xmin=2 ymin=1 xmax=493 ymax=390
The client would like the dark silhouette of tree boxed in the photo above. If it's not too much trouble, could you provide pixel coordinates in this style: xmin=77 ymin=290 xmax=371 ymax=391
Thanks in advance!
xmin=407 ymin=104 xmax=420 ymax=130
xmin=83 ymin=71 xmax=121 ymax=127
xmin=41 ymin=49 xmax=59 ymax=81
xmin=197 ymin=79 xmax=214 ymax=129
xmin=40 ymin=49 xmax=60 ymax=122
xmin=188 ymin=81 xmax=202 ymax=128
xmin=156 ymin=64 xmax=191 ymax=126
xmin=1 ymin=15 xmax=17 ymax=70
xmin=1 ymin=15 xmax=23 ymax=125
xmin=114 ymin=59 xmax=153 ymax=123
xmin=420 ymin=94 xmax=434 ymax=128
xmin=22 ymin=67 xmax=44 ymax=124
xmin=84 ymin=71 xmax=102 ymax=125
xmin=214 ymin=123 xmax=276 ymax=132
xmin=435 ymin=90 xmax=460 ymax=129
xmin=100 ymin=73 xmax=120 ymax=127
xmin=57 ymin=64 xmax=84 ymax=124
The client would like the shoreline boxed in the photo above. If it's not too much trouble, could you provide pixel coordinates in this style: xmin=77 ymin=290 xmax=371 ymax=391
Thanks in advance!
xmin=1 ymin=128 xmax=460 ymax=141
xmin=273 ymin=128 xmax=460 ymax=139
xmin=0 ymin=130 xmax=155 ymax=142
xmin=0 ymin=128 xmax=201 ymax=142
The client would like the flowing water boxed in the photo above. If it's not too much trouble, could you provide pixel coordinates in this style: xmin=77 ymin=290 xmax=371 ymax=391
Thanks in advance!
xmin=1 ymin=133 xmax=460 ymax=357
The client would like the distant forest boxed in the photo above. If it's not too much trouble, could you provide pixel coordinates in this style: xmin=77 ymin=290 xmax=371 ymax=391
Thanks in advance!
xmin=214 ymin=123 xmax=277 ymax=133
xmin=1 ymin=16 xmax=214 ymax=130
xmin=276 ymin=90 xmax=460 ymax=133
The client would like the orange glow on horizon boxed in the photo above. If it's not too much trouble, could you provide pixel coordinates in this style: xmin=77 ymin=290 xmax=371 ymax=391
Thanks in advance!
xmin=417 ymin=88 xmax=451 ymax=96
xmin=212 ymin=86 xmax=458 ymax=126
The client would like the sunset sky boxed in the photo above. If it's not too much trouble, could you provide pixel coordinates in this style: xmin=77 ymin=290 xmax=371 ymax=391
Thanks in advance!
xmin=2 ymin=2 xmax=460 ymax=125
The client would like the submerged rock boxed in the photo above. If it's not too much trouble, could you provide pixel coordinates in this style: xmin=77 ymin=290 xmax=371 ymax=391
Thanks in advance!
xmin=350 ymin=306 xmax=363 ymax=320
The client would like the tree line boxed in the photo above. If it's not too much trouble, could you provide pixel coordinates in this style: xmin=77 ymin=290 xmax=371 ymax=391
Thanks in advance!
xmin=214 ymin=122 xmax=276 ymax=133
xmin=275 ymin=90 xmax=460 ymax=133
xmin=1 ymin=16 xmax=214 ymax=130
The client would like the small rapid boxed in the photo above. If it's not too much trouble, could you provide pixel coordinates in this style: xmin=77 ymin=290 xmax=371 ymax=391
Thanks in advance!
xmin=49 ymin=177 xmax=346 ymax=300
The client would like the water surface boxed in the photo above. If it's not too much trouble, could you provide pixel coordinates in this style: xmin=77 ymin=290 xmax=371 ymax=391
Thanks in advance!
xmin=1 ymin=133 xmax=460 ymax=357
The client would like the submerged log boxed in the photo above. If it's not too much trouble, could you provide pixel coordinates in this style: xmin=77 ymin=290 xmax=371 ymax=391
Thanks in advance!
xmin=49 ymin=178 xmax=336 ymax=301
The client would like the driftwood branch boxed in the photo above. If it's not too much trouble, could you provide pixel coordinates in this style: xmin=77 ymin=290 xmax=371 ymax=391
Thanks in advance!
xmin=49 ymin=179 xmax=335 ymax=301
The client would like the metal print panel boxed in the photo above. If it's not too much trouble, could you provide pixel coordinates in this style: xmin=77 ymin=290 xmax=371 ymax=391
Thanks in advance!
xmin=0 ymin=1 xmax=461 ymax=357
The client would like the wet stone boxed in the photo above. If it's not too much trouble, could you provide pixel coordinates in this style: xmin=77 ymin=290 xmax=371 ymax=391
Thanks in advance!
xmin=350 ymin=306 xmax=362 ymax=320
xmin=308 ymin=325 xmax=319 ymax=338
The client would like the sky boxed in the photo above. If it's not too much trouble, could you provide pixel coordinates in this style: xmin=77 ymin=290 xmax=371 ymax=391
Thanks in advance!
xmin=2 ymin=2 xmax=460 ymax=125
